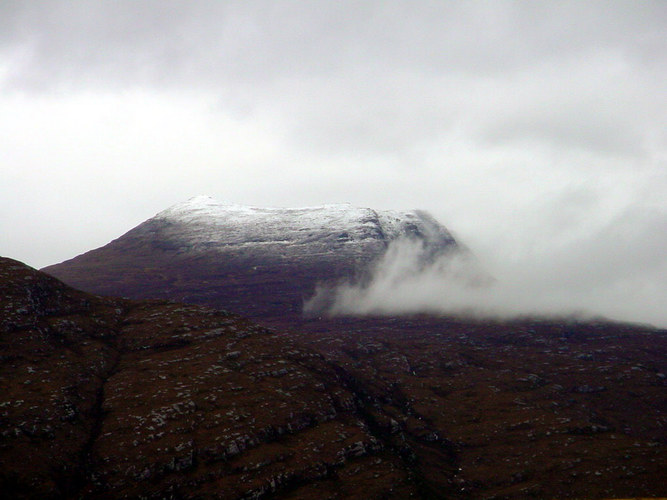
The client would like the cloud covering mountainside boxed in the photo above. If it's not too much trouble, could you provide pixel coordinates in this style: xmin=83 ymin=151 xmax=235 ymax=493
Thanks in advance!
xmin=308 ymin=232 xmax=667 ymax=328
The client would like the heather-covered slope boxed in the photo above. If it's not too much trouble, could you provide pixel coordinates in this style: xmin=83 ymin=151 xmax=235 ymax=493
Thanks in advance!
xmin=0 ymin=257 xmax=447 ymax=498
xmin=42 ymin=196 xmax=461 ymax=320
xmin=294 ymin=315 xmax=667 ymax=499
xmin=3 ymin=256 xmax=667 ymax=499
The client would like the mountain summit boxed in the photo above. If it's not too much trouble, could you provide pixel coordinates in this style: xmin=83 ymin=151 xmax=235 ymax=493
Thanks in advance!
xmin=149 ymin=195 xmax=457 ymax=260
xmin=43 ymin=197 xmax=462 ymax=320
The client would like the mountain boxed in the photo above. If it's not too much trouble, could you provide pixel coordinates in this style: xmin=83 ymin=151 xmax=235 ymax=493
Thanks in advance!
xmin=24 ymin=196 xmax=667 ymax=498
xmin=42 ymin=196 xmax=463 ymax=321
xmin=3 ymin=256 xmax=667 ymax=499
xmin=0 ymin=256 xmax=447 ymax=498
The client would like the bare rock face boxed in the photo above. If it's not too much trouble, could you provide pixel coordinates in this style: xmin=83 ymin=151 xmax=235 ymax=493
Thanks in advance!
xmin=42 ymin=196 xmax=461 ymax=321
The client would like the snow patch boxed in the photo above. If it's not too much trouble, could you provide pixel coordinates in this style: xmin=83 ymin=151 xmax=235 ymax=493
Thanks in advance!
xmin=147 ymin=196 xmax=457 ymax=257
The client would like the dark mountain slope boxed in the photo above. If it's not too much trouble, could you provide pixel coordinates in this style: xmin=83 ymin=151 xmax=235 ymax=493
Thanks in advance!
xmin=292 ymin=315 xmax=667 ymax=499
xmin=3 ymin=256 xmax=667 ymax=498
xmin=0 ymin=257 xmax=455 ymax=499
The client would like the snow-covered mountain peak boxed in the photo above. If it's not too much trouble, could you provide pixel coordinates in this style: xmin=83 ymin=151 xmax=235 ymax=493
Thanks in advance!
xmin=148 ymin=196 xmax=457 ymax=258
xmin=156 ymin=195 xmax=240 ymax=217
xmin=157 ymin=196 xmax=362 ymax=221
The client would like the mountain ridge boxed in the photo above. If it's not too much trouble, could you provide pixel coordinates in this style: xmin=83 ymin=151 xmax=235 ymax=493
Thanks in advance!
xmin=138 ymin=195 xmax=457 ymax=256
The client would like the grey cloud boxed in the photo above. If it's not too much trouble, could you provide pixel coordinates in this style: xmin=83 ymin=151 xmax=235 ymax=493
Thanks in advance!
xmin=471 ymin=65 xmax=664 ymax=157
xmin=3 ymin=1 xmax=665 ymax=89
xmin=3 ymin=1 xmax=664 ymax=160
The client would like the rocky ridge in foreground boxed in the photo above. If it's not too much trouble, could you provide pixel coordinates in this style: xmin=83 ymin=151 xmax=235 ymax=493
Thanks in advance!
xmin=0 ymin=257 xmax=455 ymax=499
xmin=2 ymin=256 xmax=667 ymax=498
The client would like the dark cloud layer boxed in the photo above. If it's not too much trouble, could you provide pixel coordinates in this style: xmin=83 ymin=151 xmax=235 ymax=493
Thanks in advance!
xmin=1 ymin=1 xmax=665 ymax=326
xmin=3 ymin=2 xmax=665 ymax=77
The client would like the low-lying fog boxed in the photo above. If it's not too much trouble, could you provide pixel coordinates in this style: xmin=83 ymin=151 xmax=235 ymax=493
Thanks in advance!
xmin=306 ymin=208 xmax=667 ymax=329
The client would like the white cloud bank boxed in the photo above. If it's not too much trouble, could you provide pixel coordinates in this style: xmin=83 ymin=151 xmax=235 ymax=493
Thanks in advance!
xmin=306 ymin=206 xmax=667 ymax=328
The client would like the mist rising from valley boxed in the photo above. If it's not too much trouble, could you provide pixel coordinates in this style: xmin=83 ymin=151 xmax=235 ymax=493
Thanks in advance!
xmin=305 ymin=235 xmax=667 ymax=328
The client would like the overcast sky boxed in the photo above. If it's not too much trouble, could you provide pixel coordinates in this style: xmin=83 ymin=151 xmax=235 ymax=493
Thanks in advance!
xmin=1 ymin=1 xmax=665 ymax=326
